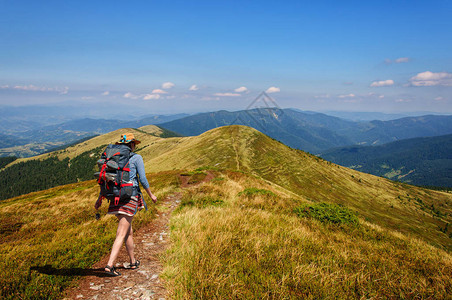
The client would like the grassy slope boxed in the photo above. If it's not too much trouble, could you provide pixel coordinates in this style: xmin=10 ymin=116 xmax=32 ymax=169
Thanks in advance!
xmin=1 ymin=125 xmax=452 ymax=298
xmin=0 ymin=171 xmax=179 ymax=299
xmin=137 ymin=125 xmax=452 ymax=251
xmin=163 ymin=170 xmax=452 ymax=299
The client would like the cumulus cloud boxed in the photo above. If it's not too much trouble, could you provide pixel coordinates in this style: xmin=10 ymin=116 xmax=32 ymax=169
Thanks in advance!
xmin=266 ymin=87 xmax=280 ymax=93
xmin=162 ymin=82 xmax=175 ymax=89
xmin=213 ymin=92 xmax=241 ymax=97
xmin=102 ymin=91 xmax=110 ymax=96
xmin=409 ymin=71 xmax=452 ymax=86
xmin=234 ymin=86 xmax=248 ymax=93
xmin=338 ymin=93 xmax=355 ymax=98
xmin=395 ymin=57 xmax=410 ymax=63
xmin=370 ymin=79 xmax=394 ymax=87
xmin=189 ymin=84 xmax=198 ymax=91
xmin=123 ymin=92 xmax=140 ymax=99
xmin=152 ymin=89 xmax=167 ymax=94
xmin=143 ymin=94 xmax=161 ymax=100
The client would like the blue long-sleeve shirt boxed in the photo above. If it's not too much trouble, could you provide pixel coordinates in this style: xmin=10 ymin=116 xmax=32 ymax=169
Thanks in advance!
xmin=129 ymin=154 xmax=150 ymax=190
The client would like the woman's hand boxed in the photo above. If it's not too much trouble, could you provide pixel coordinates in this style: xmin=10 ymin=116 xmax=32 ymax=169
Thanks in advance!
xmin=150 ymin=194 xmax=157 ymax=203
xmin=144 ymin=187 xmax=157 ymax=203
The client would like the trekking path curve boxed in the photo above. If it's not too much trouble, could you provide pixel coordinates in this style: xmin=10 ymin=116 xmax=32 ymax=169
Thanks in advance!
xmin=65 ymin=192 xmax=181 ymax=300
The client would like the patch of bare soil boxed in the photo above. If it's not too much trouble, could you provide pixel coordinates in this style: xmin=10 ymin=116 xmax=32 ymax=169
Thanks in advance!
xmin=64 ymin=193 xmax=181 ymax=300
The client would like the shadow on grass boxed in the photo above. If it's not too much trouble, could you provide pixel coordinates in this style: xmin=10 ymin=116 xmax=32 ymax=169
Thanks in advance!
xmin=30 ymin=265 xmax=121 ymax=278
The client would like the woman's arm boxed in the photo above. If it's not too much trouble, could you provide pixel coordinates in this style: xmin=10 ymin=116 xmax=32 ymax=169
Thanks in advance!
xmin=135 ymin=155 xmax=157 ymax=203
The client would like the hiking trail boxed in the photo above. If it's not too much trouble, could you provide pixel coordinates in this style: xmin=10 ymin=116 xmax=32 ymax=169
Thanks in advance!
xmin=65 ymin=171 xmax=214 ymax=300
xmin=65 ymin=192 xmax=181 ymax=300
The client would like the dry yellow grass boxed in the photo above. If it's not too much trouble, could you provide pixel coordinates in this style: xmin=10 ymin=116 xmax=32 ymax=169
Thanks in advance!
xmin=163 ymin=171 xmax=452 ymax=299
xmin=0 ymin=171 xmax=178 ymax=299
xmin=2 ymin=125 xmax=451 ymax=299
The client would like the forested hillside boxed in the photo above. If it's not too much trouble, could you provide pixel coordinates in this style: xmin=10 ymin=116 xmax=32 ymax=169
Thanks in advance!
xmin=321 ymin=134 xmax=452 ymax=188
xmin=0 ymin=146 xmax=104 ymax=200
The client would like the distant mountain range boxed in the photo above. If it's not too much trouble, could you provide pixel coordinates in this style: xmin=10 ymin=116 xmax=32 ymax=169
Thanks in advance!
xmin=159 ymin=108 xmax=452 ymax=153
xmin=2 ymin=108 xmax=452 ymax=176
xmin=0 ymin=114 xmax=187 ymax=157
xmin=321 ymin=110 xmax=450 ymax=121
xmin=320 ymin=134 xmax=452 ymax=188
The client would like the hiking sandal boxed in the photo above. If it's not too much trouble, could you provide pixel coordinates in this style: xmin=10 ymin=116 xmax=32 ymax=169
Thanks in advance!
xmin=105 ymin=265 xmax=121 ymax=276
xmin=129 ymin=260 xmax=140 ymax=269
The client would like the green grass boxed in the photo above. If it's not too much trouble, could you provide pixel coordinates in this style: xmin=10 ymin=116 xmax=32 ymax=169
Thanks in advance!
xmin=0 ymin=171 xmax=179 ymax=300
xmin=294 ymin=202 xmax=359 ymax=226
xmin=163 ymin=171 xmax=452 ymax=299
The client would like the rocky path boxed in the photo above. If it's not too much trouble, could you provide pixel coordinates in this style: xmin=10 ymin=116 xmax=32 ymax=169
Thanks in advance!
xmin=65 ymin=192 xmax=181 ymax=300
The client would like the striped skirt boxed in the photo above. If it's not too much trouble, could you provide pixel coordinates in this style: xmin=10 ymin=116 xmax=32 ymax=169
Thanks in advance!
xmin=108 ymin=196 xmax=144 ymax=217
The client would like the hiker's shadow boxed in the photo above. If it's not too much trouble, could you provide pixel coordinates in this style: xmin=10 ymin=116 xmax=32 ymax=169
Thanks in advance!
xmin=31 ymin=265 xmax=122 ymax=278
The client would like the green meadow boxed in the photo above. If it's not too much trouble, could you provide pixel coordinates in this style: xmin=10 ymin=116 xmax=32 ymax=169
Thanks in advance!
xmin=1 ymin=126 xmax=451 ymax=299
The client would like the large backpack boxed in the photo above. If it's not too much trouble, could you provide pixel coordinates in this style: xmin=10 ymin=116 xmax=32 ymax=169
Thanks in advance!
xmin=95 ymin=144 xmax=135 ymax=205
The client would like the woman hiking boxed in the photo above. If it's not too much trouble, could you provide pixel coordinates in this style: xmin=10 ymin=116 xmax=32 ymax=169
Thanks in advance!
xmin=94 ymin=133 xmax=158 ymax=276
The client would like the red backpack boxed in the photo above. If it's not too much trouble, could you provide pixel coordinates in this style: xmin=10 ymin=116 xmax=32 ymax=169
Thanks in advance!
xmin=95 ymin=144 xmax=135 ymax=205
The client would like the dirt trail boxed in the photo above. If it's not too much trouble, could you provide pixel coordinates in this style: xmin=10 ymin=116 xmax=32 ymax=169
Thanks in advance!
xmin=65 ymin=192 xmax=181 ymax=300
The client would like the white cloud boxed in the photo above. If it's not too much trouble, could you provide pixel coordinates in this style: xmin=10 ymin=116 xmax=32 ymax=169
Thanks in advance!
xmin=123 ymin=92 xmax=140 ymax=99
xmin=395 ymin=57 xmax=410 ymax=63
xmin=102 ymin=91 xmax=110 ymax=96
xmin=385 ymin=57 xmax=411 ymax=64
xmin=162 ymin=82 xmax=175 ymax=89
xmin=152 ymin=89 xmax=167 ymax=94
xmin=396 ymin=98 xmax=412 ymax=102
xmin=0 ymin=85 xmax=9 ymax=89
xmin=338 ymin=93 xmax=355 ymax=98
xmin=202 ymin=96 xmax=221 ymax=101
xmin=189 ymin=84 xmax=198 ymax=91
xmin=81 ymin=96 xmax=94 ymax=100
xmin=143 ymin=94 xmax=161 ymax=100
xmin=434 ymin=96 xmax=444 ymax=101
xmin=6 ymin=84 xmax=69 ymax=94
xmin=213 ymin=92 xmax=241 ymax=97
xmin=409 ymin=71 xmax=452 ymax=86
xmin=266 ymin=87 xmax=280 ymax=93
xmin=370 ymin=79 xmax=394 ymax=87
xmin=60 ymin=87 xmax=69 ymax=95
xmin=234 ymin=86 xmax=248 ymax=93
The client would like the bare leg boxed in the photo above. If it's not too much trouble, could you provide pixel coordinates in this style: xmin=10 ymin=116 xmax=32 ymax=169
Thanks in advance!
xmin=106 ymin=214 xmax=133 ymax=272
xmin=124 ymin=222 xmax=136 ymax=264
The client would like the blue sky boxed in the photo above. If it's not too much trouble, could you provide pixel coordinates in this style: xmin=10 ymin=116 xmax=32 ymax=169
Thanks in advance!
xmin=0 ymin=0 xmax=451 ymax=115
